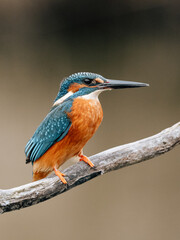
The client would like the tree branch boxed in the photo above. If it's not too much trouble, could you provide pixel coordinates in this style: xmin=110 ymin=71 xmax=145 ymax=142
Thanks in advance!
xmin=0 ymin=122 xmax=180 ymax=214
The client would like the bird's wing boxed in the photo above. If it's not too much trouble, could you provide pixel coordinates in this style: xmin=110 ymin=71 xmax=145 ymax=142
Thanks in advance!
xmin=25 ymin=100 xmax=73 ymax=163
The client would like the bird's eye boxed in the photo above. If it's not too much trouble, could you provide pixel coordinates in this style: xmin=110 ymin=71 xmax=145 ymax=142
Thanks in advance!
xmin=83 ymin=78 xmax=93 ymax=85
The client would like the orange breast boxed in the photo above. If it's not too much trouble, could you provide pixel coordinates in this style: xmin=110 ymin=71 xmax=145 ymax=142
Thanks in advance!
xmin=67 ymin=97 xmax=103 ymax=144
xmin=33 ymin=97 xmax=103 ymax=173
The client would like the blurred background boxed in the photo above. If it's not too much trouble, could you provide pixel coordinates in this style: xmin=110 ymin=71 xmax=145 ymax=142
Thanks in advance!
xmin=0 ymin=0 xmax=179 ymax=239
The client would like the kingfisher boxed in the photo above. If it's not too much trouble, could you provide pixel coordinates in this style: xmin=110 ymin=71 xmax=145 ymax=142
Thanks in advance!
xmin=25 ymin=72 xmax=148 ymax=183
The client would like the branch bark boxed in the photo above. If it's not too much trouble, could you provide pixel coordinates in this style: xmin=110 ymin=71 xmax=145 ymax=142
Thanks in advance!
xmin=0 ymin=122 xmax=180 ymax=214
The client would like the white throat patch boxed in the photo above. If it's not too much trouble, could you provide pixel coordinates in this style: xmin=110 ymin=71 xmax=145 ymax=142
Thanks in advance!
xmin=53 ymin=91 xmax=73 ymax=106
xmin=80 ymin=89 xmax=107 ymax=100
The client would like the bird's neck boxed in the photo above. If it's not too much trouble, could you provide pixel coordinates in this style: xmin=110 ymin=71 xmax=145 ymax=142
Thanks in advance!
xmin=53 ymin=91 xmax=73 ymax=107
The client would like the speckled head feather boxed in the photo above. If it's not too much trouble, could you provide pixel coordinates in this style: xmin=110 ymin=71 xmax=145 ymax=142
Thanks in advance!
xmin=54 ymin=72 xmax=106 ymax=102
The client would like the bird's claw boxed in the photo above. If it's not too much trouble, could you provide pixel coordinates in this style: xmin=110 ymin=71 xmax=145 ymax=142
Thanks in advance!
xmin=53 ymin=167 xmax=67 ymax=184
xmin=79 ymin=155 xmax=94 ymax=167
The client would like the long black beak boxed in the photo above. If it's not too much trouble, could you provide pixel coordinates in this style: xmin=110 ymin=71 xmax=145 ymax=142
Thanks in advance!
xmin=99 ymin=79 xmax=149 ymax=89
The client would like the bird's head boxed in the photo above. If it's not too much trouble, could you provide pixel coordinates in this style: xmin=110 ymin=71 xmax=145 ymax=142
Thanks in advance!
xmin=54 ymin=72 xmax=149 ymax=106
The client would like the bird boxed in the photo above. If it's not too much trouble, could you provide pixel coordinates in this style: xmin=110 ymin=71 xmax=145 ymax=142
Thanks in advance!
xmin=25 ymin=72 xmax=148 ymax=183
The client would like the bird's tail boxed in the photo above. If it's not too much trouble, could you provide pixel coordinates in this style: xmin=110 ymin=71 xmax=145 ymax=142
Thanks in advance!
xmin=26 ymin=158 xmax=31 ymax=164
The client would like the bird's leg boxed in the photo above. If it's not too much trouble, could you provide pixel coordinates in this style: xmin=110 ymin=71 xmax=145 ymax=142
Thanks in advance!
xmin=53 ymin=167 xmax=67 ymax=184
xmin=78 ymin=151 xmax=94 ymax=167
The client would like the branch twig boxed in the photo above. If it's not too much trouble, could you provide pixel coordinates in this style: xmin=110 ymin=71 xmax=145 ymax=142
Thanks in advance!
xmin=0 ymin=122 xmax=180 ymax=214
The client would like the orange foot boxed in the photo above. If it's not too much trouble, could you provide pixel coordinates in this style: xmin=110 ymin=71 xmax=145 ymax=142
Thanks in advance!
xmin=53 ymin=167 xmax=67 ymax=184
xmin=79 ymin=154 xmax=94 ymax=167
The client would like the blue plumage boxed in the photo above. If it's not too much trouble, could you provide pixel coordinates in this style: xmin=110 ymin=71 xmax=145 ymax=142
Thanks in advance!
xmin=25 ymin=99 xmax=73 ymax=163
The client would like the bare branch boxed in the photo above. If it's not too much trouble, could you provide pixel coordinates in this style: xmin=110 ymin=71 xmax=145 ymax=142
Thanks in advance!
xmin=0 ymin=122 xmax=180 ymax=214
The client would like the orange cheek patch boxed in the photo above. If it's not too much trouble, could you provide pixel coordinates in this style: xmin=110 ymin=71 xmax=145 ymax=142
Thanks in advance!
xmin=68 ymin=83 xmax=87 ymax=93
xmin=68 ymin=79 xmax=104 ymax=93
xmin=95 ymin=78 xmax=104 ymax=84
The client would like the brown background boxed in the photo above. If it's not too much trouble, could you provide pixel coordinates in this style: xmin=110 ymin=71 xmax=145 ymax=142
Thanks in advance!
xmin=0 ymin=1 xmax=179 ymax=240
